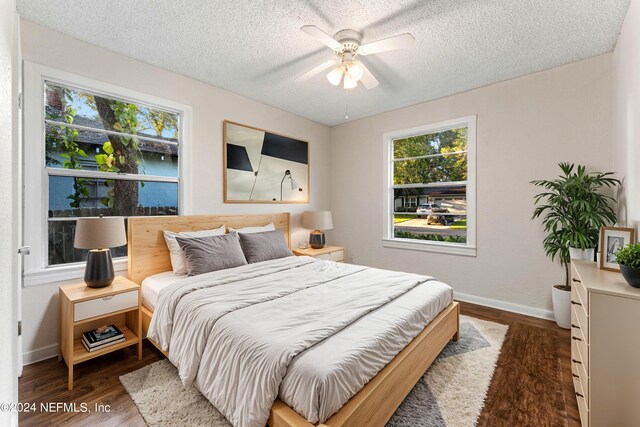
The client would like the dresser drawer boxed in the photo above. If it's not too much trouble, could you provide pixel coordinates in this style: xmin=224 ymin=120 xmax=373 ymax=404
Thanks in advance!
xmin=571 ymin=305 xmax=589 ymax=344
xmin=572 ymin=357 xmax=589 ymax=426
xmin=572 ymin=364 xmax=588 ymax=407
xmin=572 ymin=328 xmax=589 ymax=378
xmin=572 ymin=361 xmax=588 ymax=398
xmin=74 ymin=290 xmax=138 ymax=322
xmin=571 ymin=333 xmax=589 ymax=378
xmin=571 ymin=265 xmax=589 ymax=314
xmin=575 ymin=383 xmax=589 ymax=427
xmin=316 ymin=249 xmax=344 ymax=262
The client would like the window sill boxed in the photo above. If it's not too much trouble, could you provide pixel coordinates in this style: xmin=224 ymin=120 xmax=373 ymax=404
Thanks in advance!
xmin=382 ymin=238 xmax=477 ymax=257
xmin=23 ymin=257 xmax=128 ymax=287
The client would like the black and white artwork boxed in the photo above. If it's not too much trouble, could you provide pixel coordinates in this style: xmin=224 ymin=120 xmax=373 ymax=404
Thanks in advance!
xmin=606 ymin=236 xmax=624 ymax=263
xmin=600 ymin=227 xmax=635 ymax=271
xmin=224 ymin=121 xmax=309 ymax=203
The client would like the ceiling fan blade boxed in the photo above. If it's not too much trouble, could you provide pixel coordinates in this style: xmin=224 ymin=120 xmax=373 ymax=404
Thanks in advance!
xmin=358 ymin=33 xmax=415 ymax=56
xmin=301 ymin=25 xmax=342 ymax=51
xmin=359 ymin=63 xmax=379 ymax=89
xmin=295 ymin=59 xmax=339 ymax=82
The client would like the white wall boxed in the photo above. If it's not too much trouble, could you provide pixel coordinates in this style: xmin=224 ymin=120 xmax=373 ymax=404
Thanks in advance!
xmin=613 ymin=0 xmax=640 ymax=229
xmin=330 ymin=54 xmax=615 ymax=316
xmin=20 ymin=20 xmax=332 ymax=363
xmin=0 ymin=0 xmax=18 ymax=424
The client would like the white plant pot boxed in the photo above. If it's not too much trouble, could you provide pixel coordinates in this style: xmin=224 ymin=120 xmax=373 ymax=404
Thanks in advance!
xmin=569 ymin=247 xmax=595 ymax=261
xmin=552 ymin=285 xmax=571 ymax=329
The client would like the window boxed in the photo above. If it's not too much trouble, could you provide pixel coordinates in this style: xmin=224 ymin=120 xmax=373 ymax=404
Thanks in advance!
xmin=404 ymin=197 xmax=417 ymax=208
xmin=383 ymin=116 xmax=476 ymax=256
xmin=24 ymin=63 xmax=191 ymax=285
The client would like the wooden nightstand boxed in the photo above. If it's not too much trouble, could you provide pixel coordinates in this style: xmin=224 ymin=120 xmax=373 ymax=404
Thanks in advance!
xmin=292 ymin=245 xmax=345 ymax=262
xmin=58 ymin=276 xmax=142 ymax=390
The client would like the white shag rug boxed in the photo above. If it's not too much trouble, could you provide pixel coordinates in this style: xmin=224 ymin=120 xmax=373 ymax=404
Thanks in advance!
xmin=120 ymin=315 xmax=508 ymax=427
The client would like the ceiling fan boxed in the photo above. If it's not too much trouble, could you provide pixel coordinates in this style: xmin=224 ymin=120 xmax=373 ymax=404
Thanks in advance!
xmin=295 ymin=25 xmax=415 ymax=90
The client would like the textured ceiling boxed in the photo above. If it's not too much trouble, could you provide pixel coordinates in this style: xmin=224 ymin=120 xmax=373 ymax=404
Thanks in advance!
xmin=17 ymin=0 xmax=630 ymax=125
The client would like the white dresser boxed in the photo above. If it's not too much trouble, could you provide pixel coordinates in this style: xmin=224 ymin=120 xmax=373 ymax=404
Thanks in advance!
xmin=570 ymin=260 xmax=640 ymax=427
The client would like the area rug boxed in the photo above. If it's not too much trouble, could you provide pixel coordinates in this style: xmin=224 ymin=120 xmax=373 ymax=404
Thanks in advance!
xmin=120 ymin=315 xmax=508 ymax=427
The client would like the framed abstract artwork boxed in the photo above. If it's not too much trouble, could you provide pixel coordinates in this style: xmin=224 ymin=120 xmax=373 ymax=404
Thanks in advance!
xmin=223 ymin=121 xmax=309 ymax=203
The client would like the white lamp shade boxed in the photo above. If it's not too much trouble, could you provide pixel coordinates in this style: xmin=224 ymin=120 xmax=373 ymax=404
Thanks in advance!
xmin=327 ymin=66 xmax=343 ymax=86
xmin=348 ymin=61 xmax=364 ymax=82
xmin=290 ymin=177 xmax=300 ymax=190
xmin=74 ymin=217 xmax=127 ymax=249
xmin=302 ymin=211 xmax=333 ymax=231
xmin=343 ymin=74 xmax=357 ymax=89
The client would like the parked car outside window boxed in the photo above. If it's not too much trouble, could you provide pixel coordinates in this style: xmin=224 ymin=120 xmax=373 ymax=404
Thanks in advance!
xmin=416 ymin=203 xmax=440 ymax=217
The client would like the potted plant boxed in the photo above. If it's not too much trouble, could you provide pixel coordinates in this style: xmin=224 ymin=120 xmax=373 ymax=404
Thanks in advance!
xmin=531 ymin=163 xmax=619 ymax=328
xmin=615 ymin=243 xmax=640 ymax=288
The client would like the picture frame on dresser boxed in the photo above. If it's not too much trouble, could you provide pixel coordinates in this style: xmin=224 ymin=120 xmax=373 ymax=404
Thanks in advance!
xmin=599 ymin=226 xmax=635 ymax=271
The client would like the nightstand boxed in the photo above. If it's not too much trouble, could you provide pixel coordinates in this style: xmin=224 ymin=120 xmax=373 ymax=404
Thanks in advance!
xmin=58 ymin=276 xmax=142 ymax=390
xmin=292 ymin=245 xmax=345 ymax=262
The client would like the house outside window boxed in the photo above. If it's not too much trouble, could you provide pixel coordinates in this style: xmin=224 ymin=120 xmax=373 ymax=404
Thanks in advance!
xmin=23 ymin=63 xmax=192 ymax=285
xmin=383 ymin=116 xmax=476 ymax=256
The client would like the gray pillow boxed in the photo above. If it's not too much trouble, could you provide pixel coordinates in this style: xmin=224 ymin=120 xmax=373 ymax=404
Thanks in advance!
xmin=239 ymin=230 xmax=292 ymax=264
xmin=175 ymin=233 xmax=247 ymax=276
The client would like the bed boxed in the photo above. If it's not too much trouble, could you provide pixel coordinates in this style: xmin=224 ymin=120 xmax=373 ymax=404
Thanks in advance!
xmin=128 ymin=213 xmax=460 ymax=427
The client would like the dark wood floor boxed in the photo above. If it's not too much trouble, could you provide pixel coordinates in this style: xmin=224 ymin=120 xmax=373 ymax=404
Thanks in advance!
xmin=19 ymin=302 xmax=579 ymax=427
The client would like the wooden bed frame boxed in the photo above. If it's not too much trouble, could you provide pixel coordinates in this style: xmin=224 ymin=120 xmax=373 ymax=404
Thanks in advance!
xmin=128 ymin=213 xmax=460 ymax=427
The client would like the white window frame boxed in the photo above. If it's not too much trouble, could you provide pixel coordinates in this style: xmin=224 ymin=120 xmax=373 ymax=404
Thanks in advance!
xmin=23 ymin=62 xmax=193 ymax=286
xmin=382 ymin=115 xmax=477 ymax=257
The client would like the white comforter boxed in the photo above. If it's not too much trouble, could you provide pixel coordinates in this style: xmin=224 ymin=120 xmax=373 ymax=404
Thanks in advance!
xmin=148 ymin=256 xmax=450 ymax=427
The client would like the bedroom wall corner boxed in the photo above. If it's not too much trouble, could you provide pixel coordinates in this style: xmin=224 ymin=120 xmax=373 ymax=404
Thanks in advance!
xmin=329 ymin=54 xmax=614 ymax=316
xmin=613 ymin=0 xmax=640 ymax=232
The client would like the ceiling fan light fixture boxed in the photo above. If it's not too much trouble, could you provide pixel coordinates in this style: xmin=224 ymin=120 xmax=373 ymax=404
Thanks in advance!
xmin=343 ymin=74 xmax=357 ymax=89
xmin=327 ymin=66 xmax=343 ymax=86
xmin=299 ymin=25 xmax=412 ymax=90
xmin=347 ymin=61 xmax=364 ymax=82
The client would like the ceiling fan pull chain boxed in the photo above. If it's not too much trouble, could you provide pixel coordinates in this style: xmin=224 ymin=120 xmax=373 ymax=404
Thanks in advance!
xmin=345 ymin=88 xmax=349 ymax=120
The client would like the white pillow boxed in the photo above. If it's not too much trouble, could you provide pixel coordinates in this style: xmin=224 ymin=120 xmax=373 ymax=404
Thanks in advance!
xmin=163 ymin=225 xmax=226 ymax=274
xmin=228 ymin=222 xmax=276 ymax=234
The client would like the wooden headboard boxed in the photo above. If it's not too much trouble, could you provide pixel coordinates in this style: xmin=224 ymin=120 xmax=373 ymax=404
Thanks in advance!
xmin=127 ymin=213 xmax=291 ymax=284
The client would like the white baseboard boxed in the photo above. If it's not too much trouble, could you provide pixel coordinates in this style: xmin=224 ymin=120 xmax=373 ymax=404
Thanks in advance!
xmin=454 ymin=291 xmax=555 ymax=321
xmin=23 ymin=343 xmax=58 ymax=366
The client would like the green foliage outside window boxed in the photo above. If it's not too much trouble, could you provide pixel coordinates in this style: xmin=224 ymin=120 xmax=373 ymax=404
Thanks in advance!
xmin=394 ymin=230 xmax=466 ymax=243
xmin=46 ymin=85 xmax=178 ymax=215
xmin=393 ymin=128 xmax=467 ymax=184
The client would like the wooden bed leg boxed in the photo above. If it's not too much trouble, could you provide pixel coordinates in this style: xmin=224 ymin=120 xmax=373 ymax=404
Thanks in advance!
xmin=453 ymin=302 xmax=461 ymax=341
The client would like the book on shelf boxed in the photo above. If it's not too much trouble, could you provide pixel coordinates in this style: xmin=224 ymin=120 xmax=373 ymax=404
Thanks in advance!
xmin=82 ymin=324 xmax=124 ymax=348
xmin=81 ymin=334 xmax=125 ymax=349
xmin=82 ymin=336 xmax=125 ymax=353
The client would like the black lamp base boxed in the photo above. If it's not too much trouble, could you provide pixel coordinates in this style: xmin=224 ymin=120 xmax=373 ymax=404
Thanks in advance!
xmin=309 ymin=230 xmax=325 ymax=249
xmin=84 ymin=249 xmax=115 ymax=288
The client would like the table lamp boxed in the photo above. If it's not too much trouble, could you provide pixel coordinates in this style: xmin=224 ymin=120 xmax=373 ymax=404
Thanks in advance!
xmin=302 ymin=211 xmax=333 ymax=249
xmin=74 ymin=216 xmax=126 ymax=288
